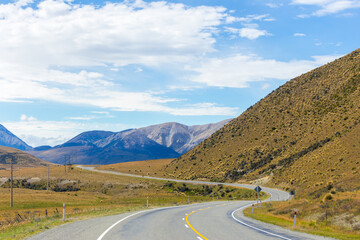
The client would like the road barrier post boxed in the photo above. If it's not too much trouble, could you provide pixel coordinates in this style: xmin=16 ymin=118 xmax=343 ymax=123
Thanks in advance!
xmin=252 ymin=204 xmax=254 ymax=214
xmin=63 ymin=203 xmax=65 ymax=221
xmin=294 ymin=209 xmax=297 ymax=227
xmin=147 ymin=197 xmax=149 ymax=208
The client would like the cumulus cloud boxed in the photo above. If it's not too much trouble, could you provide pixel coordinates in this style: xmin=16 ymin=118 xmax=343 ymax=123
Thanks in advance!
xmin=291 ymin=0 xmax=360 ymax=16
xmin=0 ymin=0 xmax=227 ymax=67
xmin=0 ymin=0 xmax=237 ymax=116
xmin=225 ymin=14 xmax=273 ymax=40
xmin=238 ymin=28 xmax=271 ymax=40
xmin=20 ymin=114 xmax=37 ymax=121
xmin=226 ymin=27 xmax=270 ymax=40
xmin=190 ymin=54 xmax=341 ymax=88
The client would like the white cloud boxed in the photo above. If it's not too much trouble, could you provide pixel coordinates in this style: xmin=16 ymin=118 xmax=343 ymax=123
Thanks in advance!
xmin=20 ymin=114 xmax=37 ymax=121
xmin=239 ymin=28 xmax=271 ymax=40
xmin=0 ymin=0 xmax=228 ymax=68
xmin=264 ymin=18 xmax=276 ymax=21
xmin=190 ymin=54 xmax=341 ymax=88
xmin=234 ymin=14 xmax=271 ymax=23
xmin=294 ymin=33 xmax=306 ymax=37
xmin=0 ymin=0 xmax=237 ymax=117
xmin=67 ymin=116 xmax=97 ymax=121
xmin=4 ymin=120 xmax=132 ymax=147
xmin=225 ymin=14 xmax=273 ymax=40
xmin=266 ymin=3 xmax=284 ymax=8
xmin=161 ymin=103 xmax=238 ymax=116
xmin=226 ymin=27 xmax=270 ymax=40
xmin=291 ymin=0 xmax=360 ymax=16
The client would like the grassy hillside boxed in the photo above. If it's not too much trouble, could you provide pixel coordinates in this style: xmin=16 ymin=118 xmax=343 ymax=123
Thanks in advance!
xmin=97 ymin=158 xmax=175 ymax=177
xmin=0 ymin=146 xmax=51 ymax=168
xmin=165 ymin=49 xmax=360 ymax=193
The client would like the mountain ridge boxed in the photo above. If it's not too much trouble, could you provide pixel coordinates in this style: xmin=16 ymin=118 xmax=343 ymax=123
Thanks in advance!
xmin=0 ymin=124 xmax=32 ymax=151
xmin=29 ymin=120 xmax=231 ymax=165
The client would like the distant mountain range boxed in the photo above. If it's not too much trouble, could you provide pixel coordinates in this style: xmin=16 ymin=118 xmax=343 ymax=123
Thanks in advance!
xmin=0 ymin=124 xmax=32 ymax=151
xmin=13 ymin=120 xmax=229 ymax=165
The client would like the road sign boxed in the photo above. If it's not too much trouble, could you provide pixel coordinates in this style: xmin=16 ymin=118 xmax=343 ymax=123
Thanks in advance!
xmin=254 ymin=186 xmax=262 ymax=192
xmin=254 ymin=186 xmax=262 ymax=207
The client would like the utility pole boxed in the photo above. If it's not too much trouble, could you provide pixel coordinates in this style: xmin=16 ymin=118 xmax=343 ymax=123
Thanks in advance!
xmin=68 ymin=155 xmax=71 ymax=172
xmin=10 ymin=158 xmax=13 ymax=208
xmin=64 ymin=155 xmax=67 ymax=173
xmin=47 ymin=165 xmax=49 ymax=193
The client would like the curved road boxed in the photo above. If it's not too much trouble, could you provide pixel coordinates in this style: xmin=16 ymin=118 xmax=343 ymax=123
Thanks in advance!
xmin=28 ymin=166 xmax=332 ymax=240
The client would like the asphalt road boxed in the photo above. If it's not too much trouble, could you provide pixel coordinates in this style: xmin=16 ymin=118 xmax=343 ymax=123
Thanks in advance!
xmin=27 ymin=167 xmax=333 ymax=240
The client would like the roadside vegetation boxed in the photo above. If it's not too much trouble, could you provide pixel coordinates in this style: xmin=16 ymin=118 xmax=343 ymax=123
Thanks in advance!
xmin=0 ymin=164 xmax=261 ymax=240
xmin=244 ymin=191 xmax=360 ymax=240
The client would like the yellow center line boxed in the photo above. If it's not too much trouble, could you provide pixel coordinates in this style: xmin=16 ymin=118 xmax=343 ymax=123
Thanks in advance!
xmin=186 ymin=211 xmax=209 ymax=240
xmin=199 ymin=207 xmax=212 ymax=211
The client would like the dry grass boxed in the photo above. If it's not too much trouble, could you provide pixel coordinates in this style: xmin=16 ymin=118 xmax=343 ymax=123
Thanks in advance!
xmin=0 ymin=146 xmax=51 ymax=168
xmin=244 ymin=191 xmax=360 ymax=239
xmin=97 ymin=158 xmax=174 ymax=177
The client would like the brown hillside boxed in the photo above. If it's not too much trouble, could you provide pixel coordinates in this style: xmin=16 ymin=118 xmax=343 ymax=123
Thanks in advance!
xmin=0 ymin=146 xmax=51 ymax=168
xmin=164 ymin=49 xmax=360 ymax=197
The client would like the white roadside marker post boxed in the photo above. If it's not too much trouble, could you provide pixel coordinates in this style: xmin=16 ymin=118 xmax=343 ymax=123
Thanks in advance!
xmin=147 ymin=196 xmax=149 ymax=208
xmin=187 ymin=196 xmax=189 ymax=204
xmin=252 ymin=204 xmax=254 ymax=214
xmin=294 ymin=209 xmax=297 ymax=227
xmin=63 ymin=203 xmax=65 ymax=221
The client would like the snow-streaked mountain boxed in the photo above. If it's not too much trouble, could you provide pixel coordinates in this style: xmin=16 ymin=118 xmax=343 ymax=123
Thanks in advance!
xmin=0 ymin=124 xmax=32 ymax=151
xmin=29 ymin=120 xmax=231 ymax=165
xmin=134 ymin=119 xmax=232 ymax=154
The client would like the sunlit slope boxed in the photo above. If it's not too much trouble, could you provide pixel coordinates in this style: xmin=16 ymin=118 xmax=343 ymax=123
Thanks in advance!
xmin=0 ymin=146 xmax=51 ymax=167
xmin=165 ymin=49 xmax=360 ymax=195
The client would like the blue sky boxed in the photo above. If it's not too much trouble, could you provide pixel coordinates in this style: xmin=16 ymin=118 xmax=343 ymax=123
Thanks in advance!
xmin=0 ymin=0 xmax=359 ymax=147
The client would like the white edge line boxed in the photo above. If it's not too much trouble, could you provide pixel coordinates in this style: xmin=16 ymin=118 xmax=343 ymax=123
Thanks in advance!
xmin=97 ymin=210 xmax=148 ymax=240
xmin=97 ymin=204 xmax=203 ymax=240
xmin=231 ymin=203 xmax=292 ymax=240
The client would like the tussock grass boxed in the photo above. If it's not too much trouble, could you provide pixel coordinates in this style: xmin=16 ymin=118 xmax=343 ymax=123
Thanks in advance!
xmin=244 ymin=194 xmax=360 ymax=240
